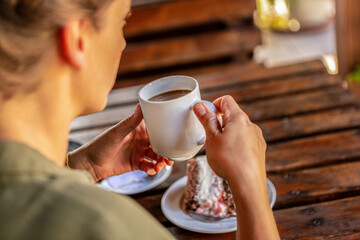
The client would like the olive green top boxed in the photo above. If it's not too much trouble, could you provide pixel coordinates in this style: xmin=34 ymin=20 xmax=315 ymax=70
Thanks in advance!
xmin=0 ymin=141 xmax=174 ymax=240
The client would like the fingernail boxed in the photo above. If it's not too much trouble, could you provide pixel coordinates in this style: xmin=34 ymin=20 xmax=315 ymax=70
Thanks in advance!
xmin=193 ymin=103 xmax=206 ymax=117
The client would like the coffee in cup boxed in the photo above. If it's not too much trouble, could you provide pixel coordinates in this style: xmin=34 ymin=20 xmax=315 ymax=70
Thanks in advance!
xmin=148 ymin=89 xmax=192 ymax=102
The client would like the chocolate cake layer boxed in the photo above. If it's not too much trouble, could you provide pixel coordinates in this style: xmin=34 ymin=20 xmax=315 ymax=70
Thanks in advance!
xmin=182 ymin=156 xmax=236 ymax=217
xmin=183 ymin=158 xmax=200 ymax=212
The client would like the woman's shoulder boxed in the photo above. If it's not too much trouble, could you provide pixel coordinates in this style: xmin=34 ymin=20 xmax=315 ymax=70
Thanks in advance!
xmin=40 ymin=172 xmax=174 ymax=240
xmin=0 ymin=170 xmax=174 ymax=240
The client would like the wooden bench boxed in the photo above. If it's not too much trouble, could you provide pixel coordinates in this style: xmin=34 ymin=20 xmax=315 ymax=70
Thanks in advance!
xmin=118 ymin=0 xmax=259 ymax=84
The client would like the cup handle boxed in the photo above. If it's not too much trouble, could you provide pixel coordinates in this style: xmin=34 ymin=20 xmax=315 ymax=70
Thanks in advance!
xmin=193 ymin=100 xmax=223 ymax=145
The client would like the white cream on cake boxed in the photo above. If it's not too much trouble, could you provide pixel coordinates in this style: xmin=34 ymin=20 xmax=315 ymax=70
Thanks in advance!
xmin=194 ymin=156 xmax=227 ymax=217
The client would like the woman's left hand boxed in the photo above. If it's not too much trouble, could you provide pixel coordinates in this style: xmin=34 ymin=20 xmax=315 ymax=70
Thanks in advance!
xmin=68 ymin=104 xmax=173 ymax=182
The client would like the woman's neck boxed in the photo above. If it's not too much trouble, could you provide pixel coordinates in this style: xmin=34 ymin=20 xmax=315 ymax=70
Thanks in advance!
xmin=0 ymin=86 xmax=75 ymax=166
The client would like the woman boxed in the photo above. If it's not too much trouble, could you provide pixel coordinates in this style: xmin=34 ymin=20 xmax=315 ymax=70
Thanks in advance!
xmin=0 ymin=0 xmax=279 ymax=239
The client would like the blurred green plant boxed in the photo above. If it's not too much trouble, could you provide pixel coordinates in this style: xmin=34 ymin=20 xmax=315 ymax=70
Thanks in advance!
xmin=347 ymin=64 xmax=360 ymax=83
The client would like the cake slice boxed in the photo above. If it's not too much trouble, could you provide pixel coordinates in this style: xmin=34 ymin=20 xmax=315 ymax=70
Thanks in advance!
xmin=182 ymin=155 xmax=236 ymax=218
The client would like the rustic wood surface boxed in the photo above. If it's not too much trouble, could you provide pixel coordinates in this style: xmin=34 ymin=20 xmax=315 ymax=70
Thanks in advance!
xmin=69 ymin=86 xmax=355 ymax=131
xmin=266 ymin=129 xmax=360 ymax=172
xmin=119 ymin=0 xmax=258 ymax=92
xmin=268 ymin=161 xmax=360 ymax=208
xmin=243 ymin=87 xmax=357 ymax=121
xmin=259 ymin=106 xmax=360 ymax=142
xmin=274 ymin=196 xmax=360 ymax=240
xmin=115 ymin=59 xmax=325 ymax=89
xmin=119 ymin=29 xmax=260 ymax=74
xmin=125 ymin=0 xmax=255 ymax=38
xmin=70 ymin=60 xmax=360 ymax=239
xmin=202 ymin=74 xmax=343 ymax=103
xmin=70 ymin=61 xmax=330 ymax=132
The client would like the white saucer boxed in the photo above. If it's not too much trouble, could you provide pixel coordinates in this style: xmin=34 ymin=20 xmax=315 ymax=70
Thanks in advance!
xmin=98 ymin=165 xmax=173 ymax=195
xmin=161 ymin=176 xmax=276 ymax=234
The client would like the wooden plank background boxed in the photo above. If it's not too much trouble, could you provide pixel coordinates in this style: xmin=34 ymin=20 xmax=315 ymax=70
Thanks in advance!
xmin=125 ymin=0 xmax=255 ymax=37
xmin=120 ymin=29 xmax=260 ymax=74
xmin=117 ymin=0 xmax=260 ymax=89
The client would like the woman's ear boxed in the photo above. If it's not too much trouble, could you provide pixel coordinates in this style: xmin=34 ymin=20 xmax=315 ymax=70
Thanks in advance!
xmin=59 ymin=20 xmax=85 ymax=69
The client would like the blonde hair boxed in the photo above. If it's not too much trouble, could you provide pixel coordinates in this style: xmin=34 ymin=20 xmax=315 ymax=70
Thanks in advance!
xmin=0 ymin=0 xmax=114 ymax=99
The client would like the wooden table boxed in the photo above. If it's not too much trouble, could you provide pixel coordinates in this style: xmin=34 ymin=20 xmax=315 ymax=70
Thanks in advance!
xmin=69 ymin=60 xmax=360 ymax=239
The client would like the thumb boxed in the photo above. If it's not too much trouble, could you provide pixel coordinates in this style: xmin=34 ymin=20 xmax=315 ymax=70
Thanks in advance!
xmin=193 ymin=103 xmax=220 ymax=137
xmin=112 ymin=104 xmax=143 ymax=140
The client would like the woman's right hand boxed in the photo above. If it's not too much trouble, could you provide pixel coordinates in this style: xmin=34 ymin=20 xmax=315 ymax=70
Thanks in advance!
xmin=193 ymin=95 xmax=267 ymax=187
xmin=193 ymin=95 xmax=280 ymax=240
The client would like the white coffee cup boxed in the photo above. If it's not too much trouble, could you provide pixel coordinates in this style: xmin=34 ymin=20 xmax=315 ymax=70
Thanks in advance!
xmin=138 ymin=75 xmax=217 ymax=161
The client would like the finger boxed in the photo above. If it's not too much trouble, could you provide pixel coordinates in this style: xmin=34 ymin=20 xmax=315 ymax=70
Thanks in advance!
xmin=139 ymin=160 xmax=157 ymax=175
xmin=213 ymin=95 xmax=249 ymax=126
xmin=213 ymin=95 xmax=245 ymax=115
xmin=164 ymin=159 xmax=174 ymax=166
xmin=193 ymin=102 xmax=220 ymax=137
xmin=145 ymin=148 xmax=171 ymax=171
xmin=155 ymin=160 xmax=166 ymax=173
xmin=112 ymin=104 xmax=143 ymax=140
xmin=145 ymin=147 xmax=163 ymax=161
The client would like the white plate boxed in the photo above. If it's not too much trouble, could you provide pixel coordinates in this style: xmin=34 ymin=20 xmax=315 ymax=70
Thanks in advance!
xmin=161 ymin=176 xmax=277 ymax=234
xmin=98 ymin=165 xmax=173 ymax=195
